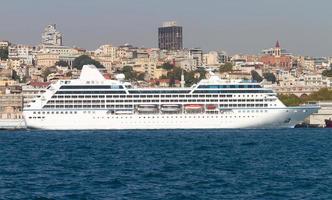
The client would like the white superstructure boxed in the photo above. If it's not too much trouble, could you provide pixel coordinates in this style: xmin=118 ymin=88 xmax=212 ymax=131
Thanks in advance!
xmin=23 ymin=65 xmax=319 ymax=130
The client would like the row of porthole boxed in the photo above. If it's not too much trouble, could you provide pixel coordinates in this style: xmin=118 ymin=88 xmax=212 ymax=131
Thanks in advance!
xmin=238 ymin=110 xmax=268 ymax=113
xmin=92 ymin=115 xmax=256 ymax=120
xmin=33 ymin=111 xmax=78 ymax=115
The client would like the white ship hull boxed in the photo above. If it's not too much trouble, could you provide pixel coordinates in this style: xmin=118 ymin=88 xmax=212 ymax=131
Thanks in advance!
xmin=23 ymin=106 xmax=318 ymax=130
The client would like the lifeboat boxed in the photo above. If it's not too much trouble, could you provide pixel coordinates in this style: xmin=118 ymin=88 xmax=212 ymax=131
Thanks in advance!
xmin=206 ymin=104 xmax=217 ymax=110
xmin=137 ymin=105 xmax=158 ymax=112
xmin=185 ymin=104 xmax=203 ymax=110
xmin=161 ymin=105 xmax=181 ymax=112
xmin=115 ymin=110 xmax=134 ymax=114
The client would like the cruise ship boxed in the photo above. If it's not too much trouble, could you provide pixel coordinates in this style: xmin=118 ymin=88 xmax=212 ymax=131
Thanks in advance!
xmin=23 ymin=65 xmax=319 ymax=130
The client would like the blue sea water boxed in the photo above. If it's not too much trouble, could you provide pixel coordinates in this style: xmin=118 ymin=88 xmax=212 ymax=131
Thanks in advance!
xmin=0 ymin=129 xmax=332 ymax=200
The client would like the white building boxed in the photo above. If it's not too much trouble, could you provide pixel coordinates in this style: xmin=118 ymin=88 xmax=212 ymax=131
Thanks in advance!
xmin=8 ymin=45 xmax=35 ymax=65
xmin=203 ymin=51 xmax=219 ymax=66
xmin=95 ymin=44 xmax=118 ymax=61
xmin=41 ymin=24 xmax=63 ymax=46
xmin=189 ymin=48 xmax=203 ymax=67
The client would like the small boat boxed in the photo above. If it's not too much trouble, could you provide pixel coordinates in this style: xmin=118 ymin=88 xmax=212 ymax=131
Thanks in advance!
xmin=115 ymin=110 xmax=134 ymax=115
xmin=206 ymin=104 xmax=217 ymax=110
xmin=137 ymin=105 xmax=158 ymax=112
xmin=161 ymin=105 xmax=181 ymax=112
xmin=325 ymin=118 xmax=332 ymax=128
xmin=185 ymin=104 xmax=203 ymax=110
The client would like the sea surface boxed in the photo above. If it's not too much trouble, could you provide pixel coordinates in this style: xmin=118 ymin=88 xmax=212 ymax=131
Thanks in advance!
xmin=0 ymin=129 xmax=332 ymax=200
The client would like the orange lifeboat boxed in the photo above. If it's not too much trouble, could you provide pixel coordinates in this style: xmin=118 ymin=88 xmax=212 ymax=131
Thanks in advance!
xmin=206 ymin=105 xmax=216 ymax=110
xmin=185 ymin=104 xmax=203 ymax=110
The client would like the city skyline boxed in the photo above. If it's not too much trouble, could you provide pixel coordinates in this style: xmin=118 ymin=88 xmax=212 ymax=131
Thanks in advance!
xmin=0 ymin=0 xmax=331 ymax=56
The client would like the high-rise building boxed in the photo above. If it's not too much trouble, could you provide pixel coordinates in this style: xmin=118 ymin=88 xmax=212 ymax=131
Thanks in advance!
xmin=41 ymin=24 xmax=63 ymax=46
xmin=158 ymin=21 xmax=183 ymax=50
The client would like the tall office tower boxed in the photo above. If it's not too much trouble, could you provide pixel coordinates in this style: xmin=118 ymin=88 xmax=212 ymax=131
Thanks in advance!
xmin=41 ymin=24 xmax=63 ymax=46
xmin=158 ymin=21 xmax=183 ymax=50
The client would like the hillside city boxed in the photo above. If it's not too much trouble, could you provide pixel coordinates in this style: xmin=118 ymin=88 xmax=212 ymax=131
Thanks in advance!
xmin=1 ymin=22 xmax=332 ymax=123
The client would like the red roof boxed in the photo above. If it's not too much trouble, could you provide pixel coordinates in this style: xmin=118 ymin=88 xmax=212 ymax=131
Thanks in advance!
xmin=103 ymin=74 xmax=111 ymax=79
xmin=29 ymin=81 xmax=51 ymax=87
xmin=149 ymin=79 xmax=180 ymax=84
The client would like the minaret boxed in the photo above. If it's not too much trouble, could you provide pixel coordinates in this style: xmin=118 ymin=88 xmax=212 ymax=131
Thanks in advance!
xmin=274 ymin=40 xmax=281 ymax=57
xmin=180 ymin=70 xmax=185 ymax=88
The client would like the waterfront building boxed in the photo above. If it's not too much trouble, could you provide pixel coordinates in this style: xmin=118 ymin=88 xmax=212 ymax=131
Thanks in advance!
xmin=0 ymin=88 xmax=25 ymax=129
xmin=21 ymin=82 xmax=50 ymax=107
xmin=158 ymin=21 xmax=183 ymax=50
xmin=307 ymin=101 xmax=332 ymax=127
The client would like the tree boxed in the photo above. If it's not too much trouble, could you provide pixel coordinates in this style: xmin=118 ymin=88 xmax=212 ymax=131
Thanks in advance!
xmin=184 ymin=71 xmax=199 ymax=86
xmin=55 ymin=60 xmax=69 ymax=67
xmin=278 ymin=94 xmax=304 ymax=106
xmin=122 ymin=66 xmax=135 ymax=80
xmin=322 ymin=69 xmax=332 ymax=77
xmin=120 ymin=65 xmax=145 ymax=81
xmin=305 ymin=88 xmax=332 ymax=102
xmin=278 ymin=88 xmax=332 ymax=106
xmin=42 ymin=67 xmax=52 ymax=82
xmin=72 ymin=55 xmax=104 ymax=70
xmin=0 ymin=48 xmax=8 ymax=60
xmin=219 ymin=62 xmax=233 ymax=73
xmin=11 ymin=70 xmax=20 ymax=81
xmin=251 ymin=70 xmax=263 ymax=82
xmin=263 ymin=72 xmax=277 ymax=83
xmin=167 ymin=66 xmax=182 ymax=80
xmin=195 ymin=67 xmax=207 ymax=80
xmin=159 ymin=62 xmax=174 ymax=70
xmin=136 ymin=73 xmax=145 ymax=81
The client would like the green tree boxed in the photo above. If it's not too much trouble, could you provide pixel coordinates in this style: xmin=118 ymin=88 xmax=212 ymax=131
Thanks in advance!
xmin=72 ymin=55 xmax=104 ymax=70
xmin=278 ymin=94 xmax=304 ymax=106
xmin=11 ymin=70 xmax=20 ymax=81
xmin=219 ymin=62 xmax=233 ymax=73
xmin=55 ymin=60 xmax=69 ymax=67
xmin=184 ymin=71 xmax=199 ymax=86
xmin=159 ymin=62 xmax=174 ymax=70
xmin=251 ymin=70 xmax=263 ymax=82
xmin=195 ymin=67 xmax=207 ymax=80
xmin=278 ymin=88 xmax=332 ymax=106
xmin=120 ymin=65 xmax=145 ymax=81
xmin=167 ymin=67 xmax=182 ymax=80
xmin=306 ymin=88 xmax=332 ymax=101
xmin=263 ymin=72 xmax=277 ymax=83
xmin=136 ymin=73 xmax=145 ymax=81
xmin=42 ymin=67 xmax=52 ymax=82
xmin=322 ymin=69 xmax=332 ymax=77
xmin=122 ymin=66 xmax=135 ymax=80
xmin=0 ymin=47 xmax=8 ymax=60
